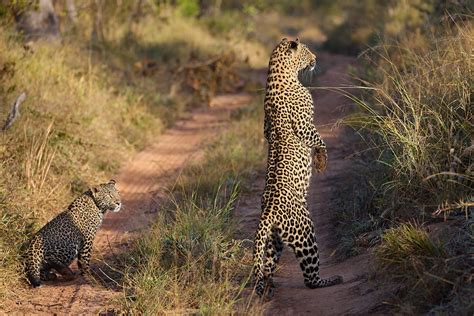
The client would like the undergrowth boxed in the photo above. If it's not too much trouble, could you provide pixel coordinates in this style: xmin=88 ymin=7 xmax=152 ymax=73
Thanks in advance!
xmin=347 ymin=23 xmax=473 ymax=217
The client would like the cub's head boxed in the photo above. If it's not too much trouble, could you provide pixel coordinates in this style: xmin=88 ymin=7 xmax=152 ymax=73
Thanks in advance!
xmin=271 ymin=38 xmax=316 ymax=74
xmin=90 ymin=180 xmax=122 ymax=213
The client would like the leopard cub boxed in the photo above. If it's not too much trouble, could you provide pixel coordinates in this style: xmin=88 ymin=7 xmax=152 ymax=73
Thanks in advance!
xmin=25 ymin=180 xmax=121 ymax=287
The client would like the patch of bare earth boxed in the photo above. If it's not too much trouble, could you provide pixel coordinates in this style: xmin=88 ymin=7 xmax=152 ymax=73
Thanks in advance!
xmin=7 ymin=94 xmax=252 ymax=315
xmin=235 ymin=53 xmax=390 ymax=315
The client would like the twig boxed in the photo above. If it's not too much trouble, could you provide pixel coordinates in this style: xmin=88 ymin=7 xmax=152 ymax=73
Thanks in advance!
xmin=2 ymin=92 xmax=26 ymax=131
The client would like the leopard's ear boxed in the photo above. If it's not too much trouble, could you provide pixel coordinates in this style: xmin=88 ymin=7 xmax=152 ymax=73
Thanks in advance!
xmin=108 ymin=179 xmax=116 ymax=186
xmin=90 ymin=186 xmax=98 ymax=196
xmin=281 ymin=37 xmax=288 ymax=42
xmin=288 ymin=40 xmax=298 ymax=50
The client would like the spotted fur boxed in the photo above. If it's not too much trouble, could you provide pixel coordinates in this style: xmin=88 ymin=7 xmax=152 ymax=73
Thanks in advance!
xmin=25 ymin=180 xmax=121 ymax=287
xmin=253 ymin=38 xmax=342 ymax=297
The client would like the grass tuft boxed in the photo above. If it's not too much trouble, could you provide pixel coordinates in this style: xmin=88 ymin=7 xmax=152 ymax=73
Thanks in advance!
xmin=376 ymin=222 xmax=472 ymax=313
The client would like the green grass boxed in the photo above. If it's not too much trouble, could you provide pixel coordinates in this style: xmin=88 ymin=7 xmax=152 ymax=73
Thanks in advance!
xmin=120 ymin=101 xmax=265 ymax=314
xmin=121 ymin=185 xmax=248 ymax=314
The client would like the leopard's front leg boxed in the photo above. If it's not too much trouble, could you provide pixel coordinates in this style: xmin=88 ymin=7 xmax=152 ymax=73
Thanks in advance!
xmin=289 ymin=96 xmax=328 ymax=173
xmin=78 ymin=239 xmax=93 ymax=276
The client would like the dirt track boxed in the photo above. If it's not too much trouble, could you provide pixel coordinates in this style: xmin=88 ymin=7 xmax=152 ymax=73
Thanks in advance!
xmin=236 ymin=53 xmax=389 ymax=315
xmin=9 ymin=94 xmax=252 ymax=315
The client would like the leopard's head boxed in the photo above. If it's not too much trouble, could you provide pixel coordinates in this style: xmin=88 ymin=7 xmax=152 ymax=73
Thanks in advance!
xmin=270 ymin=38 xmax=316 ymax=75
xmin=90 ymin=180 xmax=122 ymax=213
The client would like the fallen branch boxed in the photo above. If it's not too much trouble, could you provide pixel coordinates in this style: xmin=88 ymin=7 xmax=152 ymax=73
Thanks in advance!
xmin=2 ymin=92 xmax=26 ymax=131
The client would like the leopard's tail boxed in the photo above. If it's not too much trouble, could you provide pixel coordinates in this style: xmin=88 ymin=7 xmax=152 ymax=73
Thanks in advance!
xmin=25 ymin=235 xmax=43 ymax=287
xmin=304 ymin=275 xmax=343 ymax=288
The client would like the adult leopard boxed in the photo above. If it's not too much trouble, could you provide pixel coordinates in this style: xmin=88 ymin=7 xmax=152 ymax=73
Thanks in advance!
xmin=253 ymin=38 xmax=342 ymax=297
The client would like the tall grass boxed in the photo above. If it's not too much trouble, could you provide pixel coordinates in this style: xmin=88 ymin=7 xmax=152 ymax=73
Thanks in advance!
xmin=0 ymin=25 xmax=164 ymax=307
xmin=341 ymin=20 xmax=473 ymax=313
xmin=121 ymin=102 xmax=265 ymax=314
xmin=347 ymin=23 xmax=473 ymax=218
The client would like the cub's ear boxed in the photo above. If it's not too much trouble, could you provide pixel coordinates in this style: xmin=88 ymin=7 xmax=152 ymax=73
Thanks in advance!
xmin=108 ymin=179 xmax=116 ymax=185
xmin=281 ymin=37 xmax=288 ymax=42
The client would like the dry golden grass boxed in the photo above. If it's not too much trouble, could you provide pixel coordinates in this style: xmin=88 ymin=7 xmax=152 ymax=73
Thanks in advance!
xmin=0 ymin=25 xmax=165 ymax=307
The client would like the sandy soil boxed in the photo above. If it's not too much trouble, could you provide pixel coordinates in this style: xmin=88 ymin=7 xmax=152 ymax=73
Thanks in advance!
xmin=235 ymin=53 xmax=390 ymax=315
xmin=7 ymin=94 xmax=252 ymax=315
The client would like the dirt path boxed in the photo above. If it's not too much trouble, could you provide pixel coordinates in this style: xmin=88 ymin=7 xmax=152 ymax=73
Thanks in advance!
xmin=236 ymin=53 xmax=389 ymax=315
xmin=11 ymin=94 xmax=252 ymax=315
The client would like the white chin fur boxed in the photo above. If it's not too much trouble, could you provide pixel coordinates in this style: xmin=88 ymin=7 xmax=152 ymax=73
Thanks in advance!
xmin=113 ymin=203 xmax=122 ymax=212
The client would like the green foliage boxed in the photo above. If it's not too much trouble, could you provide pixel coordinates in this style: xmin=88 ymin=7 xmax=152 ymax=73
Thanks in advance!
xmin=377 ymin=223 xmax=444 ymax=265
xmin=0 ymin=0 xmax=36 ymax=22
xmin=323 ymin=0 xmax=473 ymax=55
xmin=177 ymin=0 xmax=200 ymax=17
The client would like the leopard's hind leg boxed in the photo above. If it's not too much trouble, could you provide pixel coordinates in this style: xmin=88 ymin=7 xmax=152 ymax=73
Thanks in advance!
xmin=40 ymin=266 xmax=58 ymax=281
xmin=281 ymin=203 xmax=343 ymax=289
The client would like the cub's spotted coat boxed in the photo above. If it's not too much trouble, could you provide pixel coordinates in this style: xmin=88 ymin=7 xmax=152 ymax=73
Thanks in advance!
xmin=25 ymin=180 xmax=121 ymax=287
xmin=253 ymin=38 xmax=342 ymax=297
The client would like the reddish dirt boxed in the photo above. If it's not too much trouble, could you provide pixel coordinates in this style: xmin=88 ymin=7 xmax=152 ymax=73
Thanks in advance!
xmin=235 ymin=53 xmax=389 ymax=315
xmin=7 ymin=94 xmax=252 ymax=315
